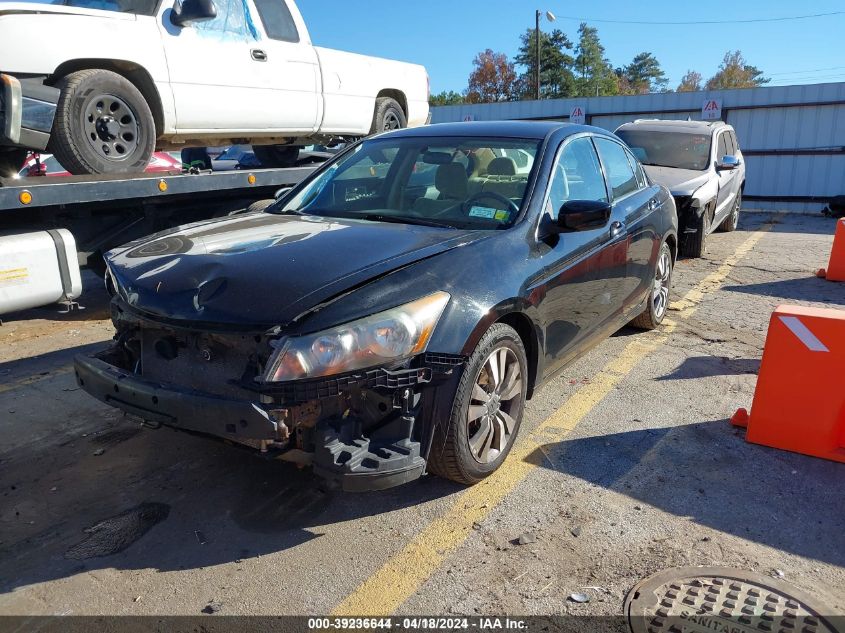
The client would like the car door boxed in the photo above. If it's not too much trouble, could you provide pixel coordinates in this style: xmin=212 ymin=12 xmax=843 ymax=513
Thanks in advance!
xmin=593 ymin=137 xmax=657 ymax=315
xmin=714 ymin=130 xmax=738 ymax=220
xmin=247 ymin=0 xmax=320 ymax=132
xmin=157 ymin=0 xmax=267 ymax=131
xmin=534 ymin=135 xmax=625 ymax=379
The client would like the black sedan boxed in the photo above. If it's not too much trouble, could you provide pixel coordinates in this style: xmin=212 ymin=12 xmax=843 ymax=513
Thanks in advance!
xmin=75 ymin=121 xmax=678 ymax=491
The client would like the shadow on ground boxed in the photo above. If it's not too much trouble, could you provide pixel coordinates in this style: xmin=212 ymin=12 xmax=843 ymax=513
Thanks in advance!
xmin=722 ymin=276 xmax=843 ymax=304
xmin=525 ymin=420 xmax=845 ymax=567
xmin=0 ymin=411 xmax=460 ymax=595
xmin=656 ymin=355 xmax=759 ymax=380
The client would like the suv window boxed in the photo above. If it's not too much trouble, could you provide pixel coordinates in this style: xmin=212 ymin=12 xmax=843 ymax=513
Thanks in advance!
xmin=717 ymin=133 xmax=730 ymax=161
xmin=253 ymin=0 xmax=299 ymax=42
xmin=546 ymin=137 xmax=607 ymax=217
xmin=595 ymin=138 xmax=639 ymax=199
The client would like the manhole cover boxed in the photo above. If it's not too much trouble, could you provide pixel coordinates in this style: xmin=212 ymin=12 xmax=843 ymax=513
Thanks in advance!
xmin=625 ymin=567 xmax=841 ymax=633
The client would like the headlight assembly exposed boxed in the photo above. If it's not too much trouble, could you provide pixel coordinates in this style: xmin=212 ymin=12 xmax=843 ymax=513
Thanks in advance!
xmin=263 ymin=291 xmax=451 ymax=382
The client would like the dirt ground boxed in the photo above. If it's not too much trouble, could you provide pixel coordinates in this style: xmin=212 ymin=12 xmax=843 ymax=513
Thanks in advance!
xmin=0 ymin=211 xmax=843 ymax=618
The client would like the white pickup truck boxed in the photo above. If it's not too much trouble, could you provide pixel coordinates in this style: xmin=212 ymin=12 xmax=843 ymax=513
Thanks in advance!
xmin=0 ymin=0 xmax=430 ymax=175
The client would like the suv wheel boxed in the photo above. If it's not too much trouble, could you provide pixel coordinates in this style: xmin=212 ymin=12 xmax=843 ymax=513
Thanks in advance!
xmin=680 ymin=203 xmax=712 ymax=258
xmin=427 ymin=323 xmax=528 ymax=485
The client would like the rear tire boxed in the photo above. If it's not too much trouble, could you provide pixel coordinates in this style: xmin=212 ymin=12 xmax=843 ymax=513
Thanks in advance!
xmin=680 ymin=203 xmax=711 ymax=258
xmin=49 ymin=69 xmax=155 ymax=175
xmin=252 ymin=145 xmax=300 ymax=168
xmin=717 ymin=189 xmax=741 ymax=232
xmin=369 ymin=97 xmax=407 ymax=135
xmin=427 ymin=323 xmax=528 ymax=485
xmin=0 ymin=148 xmax=27 ymax=178
xmin=630 ymin=241 xmax=673 ymax=330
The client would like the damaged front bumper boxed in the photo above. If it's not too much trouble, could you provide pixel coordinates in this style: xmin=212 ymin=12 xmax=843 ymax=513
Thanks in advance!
xmin=74 ymin=349 xmax=464 ymax=492
xmin=1 ymin=73 xmax=58 ymax=151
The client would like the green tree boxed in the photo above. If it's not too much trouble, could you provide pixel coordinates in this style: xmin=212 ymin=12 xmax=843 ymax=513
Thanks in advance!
xmin=618 ymin=52 xmax=668 ymax=94
xmin=466 ymin=49 xmax=519 ymax=103
xmin=574 ymin=23 xmax=618 ymax=97
xmin=429 ymin=90 xmax=464 ymax=106
xmin=514 ymin=28 xmax=576 ymax=99
xmin=706 ymin=51 xmax=769 ymax=90
xmin=677 ymin=70 xmax=703 ymax=92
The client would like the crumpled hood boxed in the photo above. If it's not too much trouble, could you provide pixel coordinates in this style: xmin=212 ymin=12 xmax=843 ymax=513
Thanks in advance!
xmin=106 ymin=213 xmax=482 ymax=328
xmin=0 ymin=2 xmax=135 ymax=19
xmin=643 ymin=165 xmax=710 ymax=197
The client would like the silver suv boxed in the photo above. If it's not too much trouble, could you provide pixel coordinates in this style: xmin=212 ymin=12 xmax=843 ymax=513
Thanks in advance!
xmin=615 ymin=119 xmax=745 ymax=258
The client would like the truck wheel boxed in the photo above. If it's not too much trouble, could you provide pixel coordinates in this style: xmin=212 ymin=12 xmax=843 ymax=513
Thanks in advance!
xmin=253 ymin=145 xmax=300 ymax=168
xmin=427 ymin=323 xmax=528 ymax=485
xmin=680 ymin=203 xmax=711 ymax=258
xmin=49 ymin=69 xmax=155 ymax=176
xmin=0 ymin=148 xmax=27 ymax=178
xmin=369 ymin=97 xmax=407 ymax=135
xmin=717 ymin=189 xmax=742 ymax=232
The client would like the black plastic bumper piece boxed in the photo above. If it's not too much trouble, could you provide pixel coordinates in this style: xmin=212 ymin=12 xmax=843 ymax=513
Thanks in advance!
xmin=74 ymin=354 xmax=280 ymax=440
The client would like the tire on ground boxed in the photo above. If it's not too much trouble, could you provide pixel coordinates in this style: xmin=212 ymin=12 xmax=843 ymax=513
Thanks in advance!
xmin=252 ymin=145 xmax=300 ymax=168
xmin=369 ymin=97 xmax=407 ymax=135
xmin=427 ymin=323 xmax=528 ymax=485
xmin=49 ymin=69 xmax=155 ymax=176
xmin=680 ymin=203 xmax=711 ymax=258
xmin=630 ymin=241 xmax=674 ymax=331
xmin=0 ymin=148 xmax=27 ymax=178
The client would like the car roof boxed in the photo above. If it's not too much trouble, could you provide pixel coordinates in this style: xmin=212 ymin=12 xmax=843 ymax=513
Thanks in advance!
xmin=616 ymin=119 xmax=730 ymax=135
xmin=378 ymin=120 xmax=612 ymax=142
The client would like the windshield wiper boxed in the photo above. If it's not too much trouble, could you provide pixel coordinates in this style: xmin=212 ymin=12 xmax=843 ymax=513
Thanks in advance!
xmin=358 ymin=214 xmax=455 ymax=229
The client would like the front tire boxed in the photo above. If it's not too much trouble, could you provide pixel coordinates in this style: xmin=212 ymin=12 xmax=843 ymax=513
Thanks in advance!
xmin=49 ymin=69 xmax=155 ymax=175
xmin=253 ymin=144 xmax=300 ymax=168
xmin=427 ymin=323 xmax=528 ymax=485
xmin=369 ymin=97 xmax=407 ymax=135
xmin=630 ymin=241 xmax=673 ymax=330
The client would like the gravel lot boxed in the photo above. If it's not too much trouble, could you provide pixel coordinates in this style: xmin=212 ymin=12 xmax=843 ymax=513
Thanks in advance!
xmin=0 ymin=211 xmax=843 ymax=618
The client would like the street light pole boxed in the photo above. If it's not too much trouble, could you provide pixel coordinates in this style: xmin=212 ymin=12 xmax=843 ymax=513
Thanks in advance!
xmin=535 ymin=10 xmax=541 ymax=101
xmin=535 ymin=10 xmax=556 ymax=101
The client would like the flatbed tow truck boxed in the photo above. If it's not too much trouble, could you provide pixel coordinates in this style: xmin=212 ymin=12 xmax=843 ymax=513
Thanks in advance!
xmin=0 ymin=164 xmax=318 ymax=315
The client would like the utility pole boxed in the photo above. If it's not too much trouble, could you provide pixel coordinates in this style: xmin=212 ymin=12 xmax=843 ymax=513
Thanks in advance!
xmin=535 ymin=10 xmax=556 ymax=101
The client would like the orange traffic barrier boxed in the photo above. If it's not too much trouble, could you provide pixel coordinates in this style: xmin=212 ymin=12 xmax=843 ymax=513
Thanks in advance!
xmin=732 ymin=304 xmax=845 ymax=463
xmin=817 ymin=218 xmax=845 ymax=282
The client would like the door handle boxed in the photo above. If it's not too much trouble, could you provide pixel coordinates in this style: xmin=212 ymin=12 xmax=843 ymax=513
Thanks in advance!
xmin=648 ymin=198 xmax=660 ymax=211
xmin=251 ymin=49 xmax=267 ymax=62
xmin=610 ymin=220 xmax=625 ymax=237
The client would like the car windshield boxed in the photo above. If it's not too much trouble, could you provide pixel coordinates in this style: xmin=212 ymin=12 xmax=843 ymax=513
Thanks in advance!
xmin=616 ymin=130 xmax=712 ymax=171
xmin=274 ymin=136 xmax=543 ymax=230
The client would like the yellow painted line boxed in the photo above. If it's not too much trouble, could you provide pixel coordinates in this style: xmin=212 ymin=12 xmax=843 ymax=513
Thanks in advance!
xmin=0 ymin=366 xmax=74 ymax=395
xmin=332 ymin=220 xmax=779 ymax=617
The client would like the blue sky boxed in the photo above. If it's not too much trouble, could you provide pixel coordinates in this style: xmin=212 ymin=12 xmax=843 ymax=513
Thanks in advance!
xmin=298 ymin=1 xmax=845 ymax=94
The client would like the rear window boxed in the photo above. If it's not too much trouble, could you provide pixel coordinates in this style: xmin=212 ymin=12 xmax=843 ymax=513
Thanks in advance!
xmin=595 ymin=138 xmax=639 ymax=199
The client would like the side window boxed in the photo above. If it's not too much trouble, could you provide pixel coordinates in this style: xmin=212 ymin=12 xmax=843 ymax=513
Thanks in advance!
xmin=545 ymin=137 xmax=608 ymax=217
xmin=195 ymin=0 xmax=258 ymax=39
xmin=625 ymin=149 xmax=647 ymax=188
xmin=252 ymin=0 xmax=300 ymax=42
xmin=717 ymin=133 xmax=729 ymax=160
xmin=595 ymin=138 xmax=639 ymax=199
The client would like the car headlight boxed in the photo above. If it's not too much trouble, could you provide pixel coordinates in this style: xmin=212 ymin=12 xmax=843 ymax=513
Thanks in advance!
xmin=263 ymin=291 xmax=450 ymax=382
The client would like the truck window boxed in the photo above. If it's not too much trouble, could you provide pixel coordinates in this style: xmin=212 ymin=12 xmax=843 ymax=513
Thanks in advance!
xmin=195 ymin=0 xmax=258 ymax=39
xmin=53 ymin=0 xmax=158 ymax=16
xmin=252 ymin=0 xmax=299 ymax=42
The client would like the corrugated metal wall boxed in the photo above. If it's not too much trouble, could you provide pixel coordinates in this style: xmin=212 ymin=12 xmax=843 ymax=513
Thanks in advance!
xmin=431 ymin=82 xmax=845 ymax=212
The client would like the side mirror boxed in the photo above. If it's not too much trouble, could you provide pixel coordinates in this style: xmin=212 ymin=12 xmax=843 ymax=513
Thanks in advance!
xmin=170 ymin=0 xmax=217 ymax=27
xmin=274 ymin=186 xmax=292 ymax=199
xmin=556 ymin=199 xmax=612 ymax=232
xmin=717 ymin=155 xmax=741 ymax=171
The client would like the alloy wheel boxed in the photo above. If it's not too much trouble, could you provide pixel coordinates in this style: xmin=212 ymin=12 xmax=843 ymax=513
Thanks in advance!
xmin=652 ymin=248 xmax=672 ymax=320
xmin=467 ymin=346 xmax=522 ymax=464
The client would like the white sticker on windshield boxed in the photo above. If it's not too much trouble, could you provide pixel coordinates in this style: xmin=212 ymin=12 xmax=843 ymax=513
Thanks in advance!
xmin=468 ymin=206 xmax=498 ymax=219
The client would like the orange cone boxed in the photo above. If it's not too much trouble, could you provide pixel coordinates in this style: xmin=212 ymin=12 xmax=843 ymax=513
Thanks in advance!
xmin=735 ymin=305 xmax=845 ymax=463
xmin=821 ymin=218 xmax=845 ymax=282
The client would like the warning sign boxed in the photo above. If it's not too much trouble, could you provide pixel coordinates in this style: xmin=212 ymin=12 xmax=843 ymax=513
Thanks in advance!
xmin=701 ymin=98 xmax=722 ymax=121
xmin=570 ymin=106 xmax=586 ymax=125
